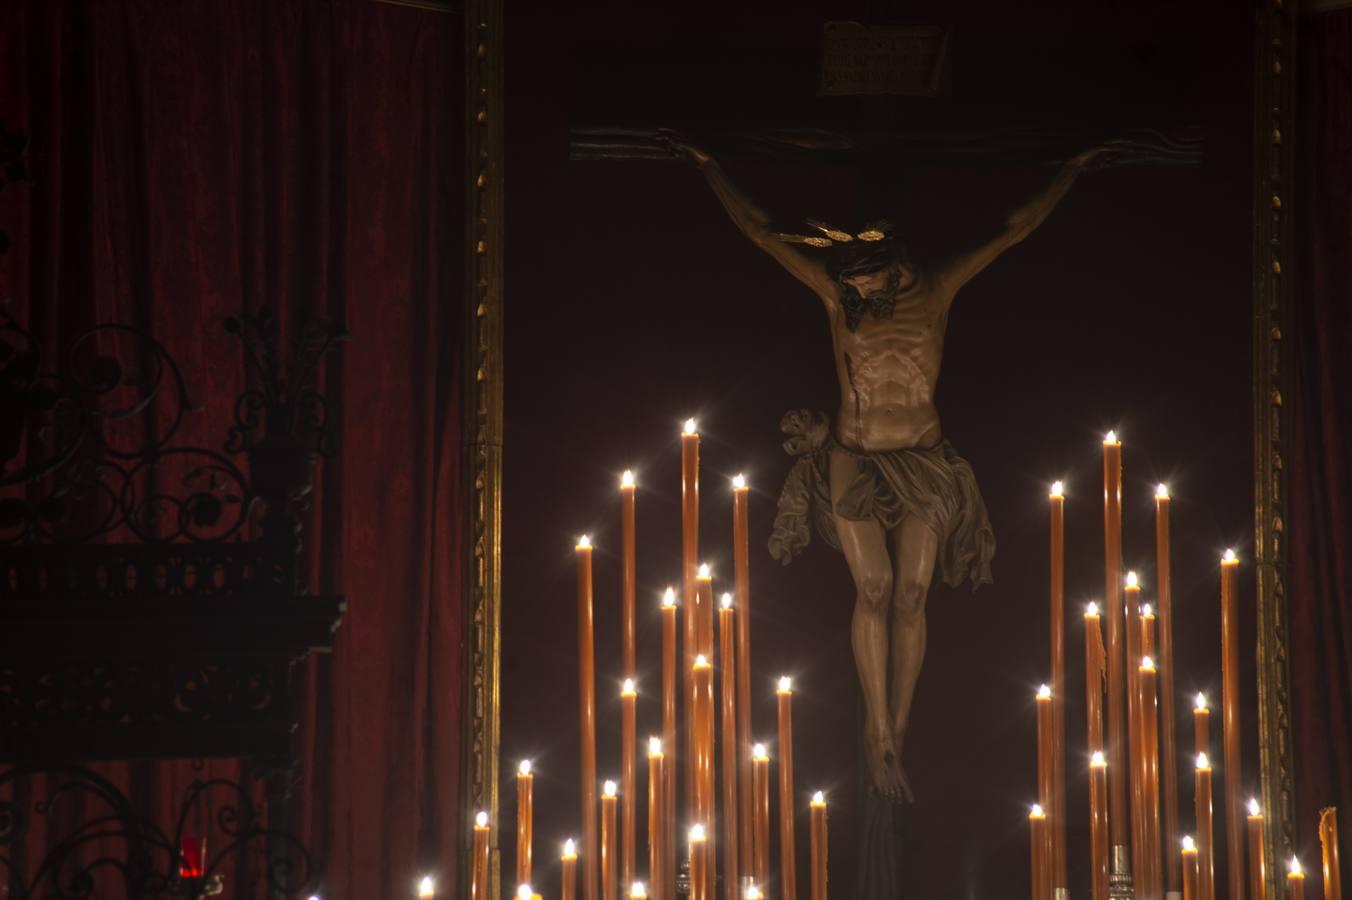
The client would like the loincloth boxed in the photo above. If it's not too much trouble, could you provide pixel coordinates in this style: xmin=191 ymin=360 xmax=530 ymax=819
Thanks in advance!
xmin=768 ymin=409 xmax=995 ymax=589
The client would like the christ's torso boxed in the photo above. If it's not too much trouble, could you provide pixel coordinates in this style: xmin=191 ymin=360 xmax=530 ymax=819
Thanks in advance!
xmin=829 ymin=269 xmax=951 ymax=451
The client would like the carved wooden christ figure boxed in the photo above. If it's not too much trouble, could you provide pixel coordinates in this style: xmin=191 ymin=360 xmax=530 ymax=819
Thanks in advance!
xmin=670 ymin=136 xmax=1102 ymax=803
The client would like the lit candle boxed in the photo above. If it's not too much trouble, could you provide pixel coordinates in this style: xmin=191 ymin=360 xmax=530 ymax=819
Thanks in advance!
xmin=718 ymin=594 xmax=740 ymax=900
xmin=179 ymin=835 xmax=206 ymax=880
xmin=1049 ymin=481 xmax=1068 ymax=896
xmin=630 ymin=883 xmax=648 ymax=900
xmin=1196 ymin=754 xmax=1215 ymax=900
xmin=517 ymin=885 xmax=535 ymax=900
xmin=1085 ymin=603 xmax=1106 ymax=756
xmin=809 ymin=791 xmax=828 ymax=900
xmin=660 ymin=588 xmax=678 ymax=888
xmin=1036 ymin=683 xmax=1056 ymax=899
xmin=777 ymin=677 xmax=797 ymax=900
xmin=1030 ymin=804 xmax=1050 ymax=900
xmin=578 ymin=537 xmax=599 ymax=900
xmin=1195 ymin=693 xmax=1211 ymax=758
xmin=602 ymin=780 xmax=618 ymax=900
xmin=1155 ymin=484 xmax=1182 ymax=899
xmin=1090 ymin=752 xmax=1110 ymax=900
xmin=473 ymin=812 xmax=491 ymax=900
xmin=1102 ymin=432 xmax=1128 ymax=866
xmin=647 ymin=739 xmax=665 ymax=900
xmin=563 ymin=839 xmax=579 ymax=900
xmin=419 ymin=875 xmax=437 ymax=898
xmin=1248 ymin=799 xmax=1266 ymax=900
xmin=1183 ymin=836 xmax=1199 ymax=900
xmin=1125 ymin=572 xmax=1145 ymax=893
xmin=752 ymin=743 xmax=770 ymax=887
xmin=1319 ymin=807 xmax=1340 ymax=900
xmin=692 ymin=656 xmax=716 ymax=832
xmin=689 ymin=825 xmax=710 ymax=900
xmin=518 ymin=760 xmax=534 ymax=886
xmin=1139 ymin=657 xmax=1162 ymax=900
xmin=1288 ymin=858 xmax=1306 ymax=900
xmin=621 ymin=680 xmax=638 ymax=891
xmin=732 ymin=473 xmax=753 ymax=879
xmin=1220 ymin=550 xmax=1244 ymax=900
xmin=681 ymin=419 xmax=700 ymax=822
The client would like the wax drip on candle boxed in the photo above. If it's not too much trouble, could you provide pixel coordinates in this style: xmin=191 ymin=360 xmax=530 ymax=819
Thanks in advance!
xmin=811 ymin=790 xmax=826 ymax=807
xmin=683 ymin=419 xmax=698 ymax=436
xmin=563 ymin=839 xmax=578 ymax=860
xmin=1036 ymin=684 xmax=1052 ymax=700
xmin=1182 ymin=835 xmax=1196 ymax=852
xmin=1248 ymin=798 xmax=1262 ymax=817
xmin=621 ymin=678 xmax=636 ymax=697
xmin=418 ymin=875 xmax=436 ymax=898
xmin=1091 ymin=751 xmax=1106 ymax=767
xmin=697 ymin=563 xmax=711 ymax=580
xmin=1050 ymin=480 xmax=1064 ymax=498
xmin=519 ymin=759 xmax=532 ymax=776
xmin=661 ymin=587 xmax=676 ymax=608
xmin=732 ymin=473 xmax=747 ymax=490
xmin=1125 ymin=571 xmax=1140 ymax=589
xmin=603 ymin=780 xmax=617 ymax=798
xmin=1086 ymin=601 xmax=1100 ymax=616
xmin=1196 ymin=752 xmax=1211 ymax=771
xmin=1156 ymin=483 xmax=1170 ymax=500
xmin=1195 ymin=693 xmax=1209 ymax=712
xmin=475 ymin=811 xmax=489 ymax=828
xmin=720 ymin=593 xmax=733 ymax=610
xmin=777 ymin=676 xmax=792 ymax=694
xmin=1223 ymin=548 xmax=1238 ymax=564
xmin=621 ymin=470 xmax=636 ymax=489
xmin=1289 ymin=857 xmax=1303 ymax=876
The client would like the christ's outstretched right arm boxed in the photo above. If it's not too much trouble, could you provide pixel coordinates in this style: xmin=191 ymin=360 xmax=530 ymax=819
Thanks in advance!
xmin=675 ymin=142 xmax=836 ymax=302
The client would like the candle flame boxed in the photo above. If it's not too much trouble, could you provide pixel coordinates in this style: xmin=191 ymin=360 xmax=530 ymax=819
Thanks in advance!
xmin=630 ymin=882 xmax=648 ymax=899
xmin=683 ymin=418 xmax=697 ymax=436
xmin=648 ymin=736 xmax=663 ymax=756
xmin=1091 ymin=751 xmax=1106 ymax=767
xmin=1085 ymin=601 xmax=1100 ymax=617
xmin=688 ymin=824 xmax=706 ymax=843
xmin=694 ymin=654 xmax=709 ymax=668
xmin=517 ymin=886 xmax=533 ymax=900
xmin=1030 ymin=804 xmax=1046 ymax=818
xmin=603 ymin=780 xmax=617 ymax=798
xmin=732 ymin=473 xmax=748 ymax=490
xmin=1195 ymin=693 xmax=1209 ymax=712
xmin=475 ymin=811 xmax=489 ymax=828
xmin=777 ymin=676 xmax=793 ymax=693
xmin=1125 ymin=571 xmax=1139 ymax=589
xmin=1156 ymin=483 xmax=1170 ymax=500
xmin=1140 ymin=656 xmax=1156 ymax=672
xmin=1223 ymin=548 xmax=1238 ymax=564
xmin=1196 ymin=752 xmax=1211 ymax=771
xmin=577 ymin=535 xmax=592 ymax=550
xmin=1050 ymin=480 xmax=1064 ymax=498
xmin=1182 ymin=835 xmax=1196 ymax=853
xmin=563 ymin=839 xmax=577 ymax=859
xmin=1104 ymin=430 xmax=1119 ymax=445
xmin=1289 ymin=857 xmax=1303 ymax=877
xmin=752 ymin=743 xmax=768 ymax=761
xmin=518 ymin=759 xmax=532 ymax=776
xmin=1036 ymin=684 xmax=1052 ymax=700
xmin=621 ymin=470 xmax=636 ymax=489
xmin=720 ymin=592 xmax=733 ymax=610
xmin=1141 ymin=603 xmax=1154 ymax=618
xmin=811 ymin=790 xmax=826 ymax=806
xmin=745 ymin=885 xmax=763 ymax=900
xmin=622 ymin=677 xmax=636 ymax=696
xmin=418 ymin=876 xmax=436 ymax=898
xmin=662 ymin=587 xmax=677 ymax=608
xmin=1249 ymin=797 xmax=1262 ymax=817
xmin=697 ymin=563 xmax=712 ymax=580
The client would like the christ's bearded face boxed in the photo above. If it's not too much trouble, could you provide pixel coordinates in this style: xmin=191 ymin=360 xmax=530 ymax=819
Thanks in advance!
xmin=844 ymin=260 xmax=914 ymax=297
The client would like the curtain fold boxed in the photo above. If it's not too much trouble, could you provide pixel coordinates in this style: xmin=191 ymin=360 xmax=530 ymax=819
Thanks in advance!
xmin=1291 ymin=6 xmax=1352 ymax=865
xmin=0 ymin=2 xmax=464 ymax=897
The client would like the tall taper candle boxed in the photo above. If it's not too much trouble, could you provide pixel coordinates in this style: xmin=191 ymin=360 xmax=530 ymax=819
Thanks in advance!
xmin=1287 ymin=859 xmax=1305 ymax=900
xmin=1031 ymin=804 xmax=1050 ymax=900
xmin=647 ymin=740 xmax=666 ymax=900
xmin=809 ymin=792 xmax=828 ymax=900
xmin=578 ymin=536 xmax=599 ymax=900
xmin=1195 ymin=694 xmax=1211 ymax=759
xmin=563 ymin=839 xmax=579 ymax=900
xmin=718 ymin=595 xmax=740 ymax=900
xmin=1197 ymin=754 xmax=1215 ymax=900
xmin=777 ymin=677 xmax=798 ymax=900
xmin=1086 ymin=603 xmax=1106 ymax=754
xmin=602 ymin=781 xmax=618 ymax=900
xmin=752 ymin=744 xmax=770 ymax=887
xmin=692 ymin=655 xmax=716 ymax=828
xmin=1037 ymin=685 xmax=1056 ymax=898
xmin=1126 ymin=573 xmax=1145 ymax=891
xmin=681 ymin=421 xmax=700 ymax=819
xmin=1184 ymin=837 xmax=1199 ymax=900
xmin=1140 ymin=657 xmax=1163 ymax=900
xmin=1220 ymin=550 xmax=1244 ymax=900
xmin=660 ymin=588 xmax=678 ymax=889
xmin=1318 ymin=807 xmax=1340 ymax=900
xmin=621 ymin=680 xmax=637 ymax=891
xmin=732 ymin=474 xmax=753 ymax=878
xmin=1156 ymin=486 xmax=1182 ymax=898
xmin=1247 ymin=800 xmax=1266 ymax=900
xmin=1103 ymin=432 xmax=1128 ymax=859
xmin=1091 ymin=753 xmax=1110 ymax=900
xmin=1050 ymin=481 xmax=1068 ymax=896
xmin=518 ymin=760 xmax=534 ymax=886
xmin=473 ymin=812 xmax=491 ymax=900
xmin=695 ymin=565 xmax=714 ymax=659
xmin=689 ymin=825 xmax=709 ymax=900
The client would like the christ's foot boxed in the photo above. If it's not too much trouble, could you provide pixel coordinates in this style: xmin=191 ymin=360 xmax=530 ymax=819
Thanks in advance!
xmin=865 ymin=731 xmax=910 ymax=804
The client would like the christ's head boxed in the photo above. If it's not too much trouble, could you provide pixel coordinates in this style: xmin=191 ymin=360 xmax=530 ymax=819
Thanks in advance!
xmin=834 ymin=246 xmax=914 ymax=299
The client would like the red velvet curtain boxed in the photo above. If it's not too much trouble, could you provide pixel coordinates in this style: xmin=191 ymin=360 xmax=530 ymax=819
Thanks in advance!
xmin=0 ymin=2 xmax=464 ymax=897
xmin=1291 ymin=6 xmax=1352 ymax=867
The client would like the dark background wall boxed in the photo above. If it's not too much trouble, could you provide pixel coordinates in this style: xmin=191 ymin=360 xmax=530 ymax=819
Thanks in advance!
xmin=502 ymin=3 xmax=1255 ymax=898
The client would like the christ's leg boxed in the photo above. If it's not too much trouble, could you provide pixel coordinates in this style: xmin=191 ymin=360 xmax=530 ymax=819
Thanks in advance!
xmin=828 ymin=450 xmax=906 ymax=802
xmin=887 ymin=515 xmax=939 ymax=803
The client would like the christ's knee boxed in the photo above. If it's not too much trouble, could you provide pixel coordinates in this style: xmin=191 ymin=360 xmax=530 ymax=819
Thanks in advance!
xmin=856 ymin=571 xmax=893 ymax=618
xmin=893 ymin=580 xmax=927 ymax=624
